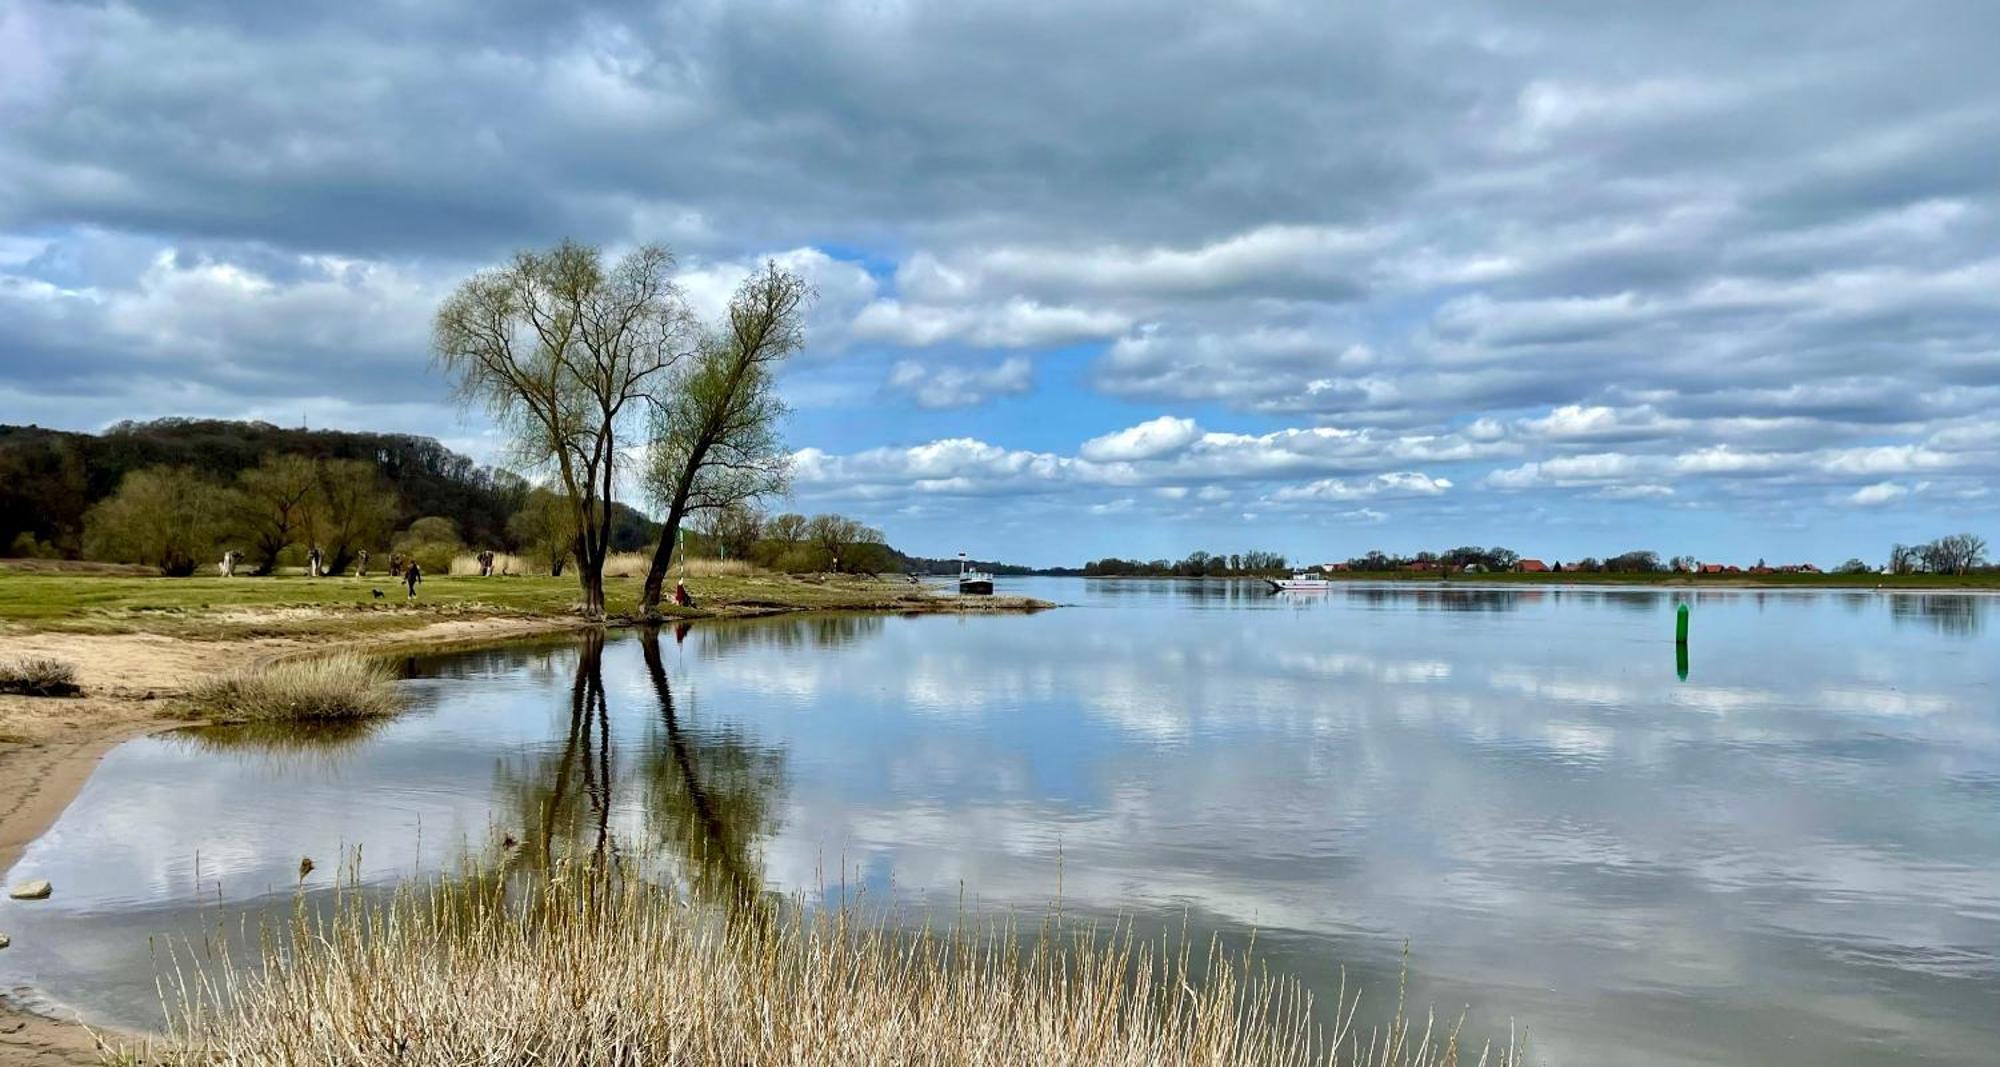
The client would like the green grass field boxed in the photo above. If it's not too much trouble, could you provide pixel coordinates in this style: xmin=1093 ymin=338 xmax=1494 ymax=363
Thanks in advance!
xmin=0 ymin=567 xmax=1036 ymax=639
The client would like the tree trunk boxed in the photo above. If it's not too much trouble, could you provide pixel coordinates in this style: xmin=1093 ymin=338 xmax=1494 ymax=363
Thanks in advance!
xmin=640 ymin=495 xmax=691 ymax=613
xmin=577 ymin=541 xmax=606 ymax=618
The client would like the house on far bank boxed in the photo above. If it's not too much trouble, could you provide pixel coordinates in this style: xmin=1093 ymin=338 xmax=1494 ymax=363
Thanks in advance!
xmin=1516 ymin=558 xmax=1548 ymax=573
xmin=1319 ymin=562 xmax=1350 ymax=572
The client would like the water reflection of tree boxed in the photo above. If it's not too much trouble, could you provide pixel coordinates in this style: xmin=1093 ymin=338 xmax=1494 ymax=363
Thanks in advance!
xmin=400 ymin=637 xmax=578 ymax=684
xmin=638 ymin=632 xmax=785 ymax=909
xmin=694 ymin=614 xmax=885 ymax=657
xmin=1093 ymin=578 xmax=1272 ymax=604
xmin=491 ymin=630 xmax=786 ymax=915
xmin=1888 ymin=593 xmax=1985 ymax=637
xmin=1340 ymin=587 xmax=1531 ymax=613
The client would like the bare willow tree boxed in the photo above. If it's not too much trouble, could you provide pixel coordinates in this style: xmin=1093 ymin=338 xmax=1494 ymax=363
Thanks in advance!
xmin=640 ymin=262 xmax=811 ymax=611
xmin=435 ymin=241 xmax=691 ymax=617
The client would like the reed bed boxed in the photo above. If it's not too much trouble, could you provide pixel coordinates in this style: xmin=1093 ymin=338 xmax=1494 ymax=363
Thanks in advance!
xmin=601 ymin=553 xmax=764 ymax=578
xmin=603 ymin=551 xmax=651 ymax=578
xmin=0 ymin=656 xmax=80 ymax=696
xmin=179 ymin=653 xmax=403 ymax=723
xmin=448 ymin=552 xmax=529 ymax=576
xmin=132 ymin=865 xmax=1517 ymax=1066
xmin=680 ymin=557 xmax=763 ymax=577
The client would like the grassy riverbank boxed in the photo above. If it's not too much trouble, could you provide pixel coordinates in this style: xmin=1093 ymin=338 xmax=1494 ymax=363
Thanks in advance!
xmin=0 ymin=565 xmax=1049 ymax=640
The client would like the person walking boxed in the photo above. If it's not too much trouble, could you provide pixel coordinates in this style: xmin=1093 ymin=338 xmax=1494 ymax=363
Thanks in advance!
xmin=403 ymin=560 xmax=422 ymax=600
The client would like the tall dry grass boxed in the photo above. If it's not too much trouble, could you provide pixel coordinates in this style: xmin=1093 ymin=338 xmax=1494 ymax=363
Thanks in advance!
xmin=180 ymin=653 xmax=403 ymax=723
xmin=600 ymin=553 xmax=764 ymax=578
xmin=132 ymin=865 xmax=1518 ymax=1066
xmin=681 ymin=557 xmax=762 ymax=577
xmin=449 ymin=552 xmax=529 ymax=576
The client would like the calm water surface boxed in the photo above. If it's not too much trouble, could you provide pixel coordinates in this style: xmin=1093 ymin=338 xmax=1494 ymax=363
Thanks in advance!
xmin=3 ymin=580 xmax=1996 ymax=1064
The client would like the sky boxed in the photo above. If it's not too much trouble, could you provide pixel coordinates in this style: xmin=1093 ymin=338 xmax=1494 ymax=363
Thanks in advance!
xmin=2 ymin=1 xmax=1997 ymax=568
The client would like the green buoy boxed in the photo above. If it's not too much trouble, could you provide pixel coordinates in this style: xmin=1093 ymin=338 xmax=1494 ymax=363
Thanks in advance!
xmin=1675 ymin=602 xmax=1691 ymax=680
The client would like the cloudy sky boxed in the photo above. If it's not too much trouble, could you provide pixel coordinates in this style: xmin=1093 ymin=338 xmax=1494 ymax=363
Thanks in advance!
xmin=3 ymin=1 xmax=1997 ymax=566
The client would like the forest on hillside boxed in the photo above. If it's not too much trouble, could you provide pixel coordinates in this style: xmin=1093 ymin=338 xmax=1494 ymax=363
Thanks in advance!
xmin=0 ymin=418 xmax=1018 ymax=580
xmin=0 ymin=419 xmax=659 ymax=568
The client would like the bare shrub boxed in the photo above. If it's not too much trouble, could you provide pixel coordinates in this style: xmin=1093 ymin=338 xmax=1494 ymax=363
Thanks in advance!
xmin=0 ymin=657 xmax=80 ymax=697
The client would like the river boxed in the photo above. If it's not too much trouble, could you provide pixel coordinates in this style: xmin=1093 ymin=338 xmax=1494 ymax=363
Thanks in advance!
xmin=2 ymin=579 xmax=1995 ymax=1064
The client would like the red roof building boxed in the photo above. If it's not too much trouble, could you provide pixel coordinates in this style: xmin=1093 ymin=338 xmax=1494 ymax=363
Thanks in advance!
xmin=1516 ymin=559 xmax=1548 ymax=573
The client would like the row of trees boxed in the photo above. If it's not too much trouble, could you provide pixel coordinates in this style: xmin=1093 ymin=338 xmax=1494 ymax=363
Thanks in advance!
xmin=689 ymin=507 xmax=895 ymax=575
xmin=1081 ymin=550 xmax=1290 ymax=577
xmin=1887 ymin=534 xmax=1988 ymax=576
xmin=1342 ymin=546 xmax=1522 ymax=572
xmin=434 ymin=242 xmax=808 ymax=616
xmin=82 ymin=456 xmax=399 ymax=576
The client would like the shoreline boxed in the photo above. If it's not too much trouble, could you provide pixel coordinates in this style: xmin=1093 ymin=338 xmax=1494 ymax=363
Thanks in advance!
xmin=0 ymin=578 xmax=1051 ymax=1061
xmin=1076 ymin=573 xmax=2000 ymax=591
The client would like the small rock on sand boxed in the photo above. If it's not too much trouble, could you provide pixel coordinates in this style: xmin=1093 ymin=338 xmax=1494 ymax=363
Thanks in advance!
xmin=9 ymin=881 xmax=51 ymax=900
xmin=0 ymin=933 xmax=10 ymax=948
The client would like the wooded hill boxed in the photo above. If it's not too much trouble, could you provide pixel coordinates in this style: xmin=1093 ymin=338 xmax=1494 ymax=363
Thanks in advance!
xmin=0 ymin=419 xmax=658 ymax=560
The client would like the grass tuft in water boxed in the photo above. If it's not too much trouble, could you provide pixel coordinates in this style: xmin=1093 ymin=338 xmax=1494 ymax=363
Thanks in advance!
xmin=127 ymin=863 xmax=1520 ymax=1066
xmin=179 ymin=653 xmax=403 ymax=723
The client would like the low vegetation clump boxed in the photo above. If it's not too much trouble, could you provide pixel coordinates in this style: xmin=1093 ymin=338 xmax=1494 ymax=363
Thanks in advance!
xmin=180 ymin=653 xmax=402 ymax=723
xmin=0 ymin=657 xmax=80 ymax=697
xmin=134 ymin=866 xmax=1517 ymax=1067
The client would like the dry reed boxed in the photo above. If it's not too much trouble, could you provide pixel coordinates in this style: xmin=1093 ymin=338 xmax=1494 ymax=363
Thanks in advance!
xmin=681 ymin=557 xmax=762 ymax=577
xmin=602 ymin=551 xmax=650 ymax=577
xmin=179 ymin=653 xmax=403 ymax=723
xmin=601 ymin=553 xmax=764 ymax=578
xmin=131 ymin=864 xmax=1518 ymax=1066
xmin=448 ymin=552 xmax=529 ymax=576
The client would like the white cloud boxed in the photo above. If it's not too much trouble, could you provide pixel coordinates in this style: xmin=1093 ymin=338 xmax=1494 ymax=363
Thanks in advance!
xmin=851 ymin=297 xmax=1129 ymax=349
xmin=1078 ymin=415 xmax=1201 ymax=462
xmin=885 ymin=356 xmax=1032 ymax=409
xmin=1271 ymin=473 xmax=1452 ymax=502
xmin=676 ymin=247 xmax=879 ymax=352
xmin=897 ymin=224 xmax=1384 ymax=303
xmin=1846 ymin=481 xmax=1909 ymax=507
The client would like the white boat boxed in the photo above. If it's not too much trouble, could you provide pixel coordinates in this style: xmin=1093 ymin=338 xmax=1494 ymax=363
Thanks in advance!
xmin=1265 ymin=573 xmax=1332 ymax=592
xmin=957 ymin=552 xmax=994 ymax=595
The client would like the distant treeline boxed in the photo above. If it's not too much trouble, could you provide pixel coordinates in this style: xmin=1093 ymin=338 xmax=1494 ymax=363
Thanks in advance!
xmin=1338 ymin=538 xmax=1989 ymax=576
xmin=0 ymin=419 xmax=658 ymax=569
xmin=682 ymin=506 xmax=1039 ymax=576
xmin=1081 ymin=550 xmax=1289 ymax=578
